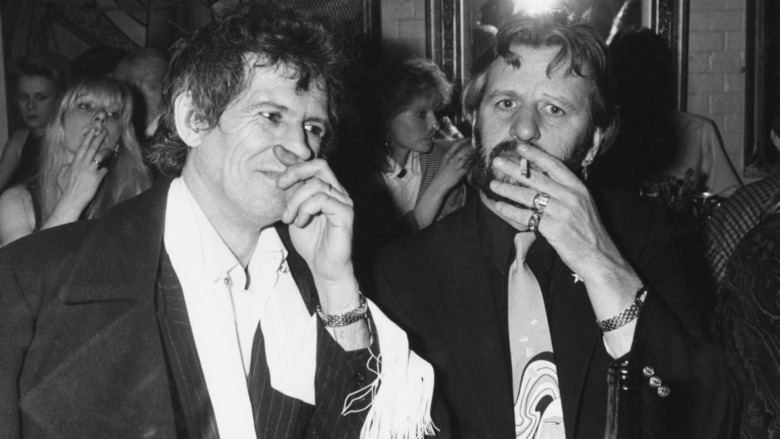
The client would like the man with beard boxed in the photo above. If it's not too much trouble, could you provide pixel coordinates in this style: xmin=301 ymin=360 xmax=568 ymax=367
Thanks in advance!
xmin=369 ymin=10 xmax=738 ymax=439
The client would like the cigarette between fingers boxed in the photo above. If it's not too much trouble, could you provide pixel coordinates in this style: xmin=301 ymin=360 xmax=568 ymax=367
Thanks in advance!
xmin=520 ymin=158 xmax=529 ymax=178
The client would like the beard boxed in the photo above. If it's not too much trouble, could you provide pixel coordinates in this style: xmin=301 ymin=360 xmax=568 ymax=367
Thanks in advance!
xmin=467 ymin=124 xmax=595 ymax=207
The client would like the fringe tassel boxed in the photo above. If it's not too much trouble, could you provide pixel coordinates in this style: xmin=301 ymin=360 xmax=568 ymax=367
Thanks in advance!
xmin=343 ymin=300 xmax=438 ymax=439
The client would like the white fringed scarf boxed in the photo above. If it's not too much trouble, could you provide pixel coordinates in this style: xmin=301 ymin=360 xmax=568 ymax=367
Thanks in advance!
xmin=164 ymin=178 xmax=436 ymax=438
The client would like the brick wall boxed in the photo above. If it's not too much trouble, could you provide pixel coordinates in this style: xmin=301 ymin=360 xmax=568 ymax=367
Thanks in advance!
xmin=381 ymin=0 xmax=427 ymax=56
xmin=687 ymin=0 xmax=748 ymax=179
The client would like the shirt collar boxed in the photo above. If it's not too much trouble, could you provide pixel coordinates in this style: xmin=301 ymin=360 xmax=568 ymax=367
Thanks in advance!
xmin=165 ymin=177 xmax=288 ymax=289
xmin=383 ymin=150 xmax=421 ymax=179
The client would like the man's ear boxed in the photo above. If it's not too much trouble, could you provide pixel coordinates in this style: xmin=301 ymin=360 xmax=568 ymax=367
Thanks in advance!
xmin=174 ymin=92 xmax=208 ymax=147
xmin=582 ymin=127 xmax=604 ymax=166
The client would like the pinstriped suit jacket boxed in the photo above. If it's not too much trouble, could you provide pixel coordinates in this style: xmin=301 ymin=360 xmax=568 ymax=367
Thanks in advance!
xmin=0 ymin=178 xmax=374 ymax=438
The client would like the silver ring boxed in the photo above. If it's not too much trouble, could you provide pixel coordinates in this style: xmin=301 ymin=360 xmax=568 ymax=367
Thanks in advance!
xmin=533 ymin=193 xmax=549 ymax=214
xmin=92 ymin=158 xmax=101 ymax=166
xmin=528 ymin=211 xmax=542 ymax=232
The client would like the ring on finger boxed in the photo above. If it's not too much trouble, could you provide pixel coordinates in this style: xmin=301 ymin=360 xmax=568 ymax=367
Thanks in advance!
xmin=533 ymin=192 xmax=550 ymax=214
xmin=92 ymin=158 xmax=101 ymax=166
xmin=528 ymin=211 xmax=542 ymax=232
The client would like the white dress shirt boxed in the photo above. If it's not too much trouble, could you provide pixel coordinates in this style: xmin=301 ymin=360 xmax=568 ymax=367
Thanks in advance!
xmin=382 ymin=151 xmax=422 ymax=216
xmin=164 ymin=178 xmax=317 ymax=438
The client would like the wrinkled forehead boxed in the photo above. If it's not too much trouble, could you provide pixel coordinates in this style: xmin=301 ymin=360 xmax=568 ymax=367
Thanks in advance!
xmin=502 ymin=43 xmax=590 ymax=79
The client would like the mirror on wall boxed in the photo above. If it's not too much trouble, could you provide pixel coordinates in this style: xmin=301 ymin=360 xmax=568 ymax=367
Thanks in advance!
xmin=745 ymin=0 xmax=780 ymax=177
xmin=427 ymin=0 xmax=688 ymax=122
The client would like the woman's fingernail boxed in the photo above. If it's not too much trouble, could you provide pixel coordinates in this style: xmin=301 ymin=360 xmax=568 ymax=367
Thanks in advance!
xmin=519 ymin=144 xmax=529 ymax=152
xmin=494 ymin=157 xmax=506 ymax=167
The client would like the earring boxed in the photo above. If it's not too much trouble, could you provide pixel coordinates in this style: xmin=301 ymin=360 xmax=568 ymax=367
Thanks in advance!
xmin=582 ymin=159 xmax=593 ymax=180
xmin=384 ymin=133 xmax=390 ymax=148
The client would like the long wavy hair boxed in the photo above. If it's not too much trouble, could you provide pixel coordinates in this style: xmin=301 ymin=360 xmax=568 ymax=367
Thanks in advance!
xmin=38 ymin=76 xmax=152 ymax=222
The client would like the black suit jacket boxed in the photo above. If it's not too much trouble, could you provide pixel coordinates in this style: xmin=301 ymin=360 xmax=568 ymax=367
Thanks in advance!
xmin=0 ymin=179 xmax=372 ymax=438
xmin=370 ymin=190 xmax=739 ymax=439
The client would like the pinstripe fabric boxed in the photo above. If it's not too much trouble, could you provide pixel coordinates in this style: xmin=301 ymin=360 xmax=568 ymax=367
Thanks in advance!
xmin=247 ymin=312 xmax=311 ymax=439
xmin=157 ymin=249 xmax=220 ymax=439
xmin=704 ymin=172 xmax=780 ymax=286
xmin=156 ymin=234 xmax=374 ymax=439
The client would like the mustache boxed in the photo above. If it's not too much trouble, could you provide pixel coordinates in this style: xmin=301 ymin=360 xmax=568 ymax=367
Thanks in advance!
xmin=467 ymin=133 xmax=532 ymax=208
xmin=464 ymin=133 xmax=538 ymax=169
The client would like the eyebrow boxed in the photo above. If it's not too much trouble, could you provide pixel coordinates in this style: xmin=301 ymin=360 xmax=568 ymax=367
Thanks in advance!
xmin=486 ymin=89 xmax=579 ymax=109
xmin=251 ymin=100 xmax=330 ymax=127
xmin=541 ymin=93 xmax=577 ymax=109
xmin=485 ymin=89 xmax=519 ymax=101
xmin=251 ymin=100 xmax=289 ymax=113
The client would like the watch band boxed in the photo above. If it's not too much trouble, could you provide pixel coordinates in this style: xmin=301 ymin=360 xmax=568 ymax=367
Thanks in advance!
xmin=316 ymin=293 xmax=368 ymax=327
xmin=597 ymin=287 xmax=648 ymax=332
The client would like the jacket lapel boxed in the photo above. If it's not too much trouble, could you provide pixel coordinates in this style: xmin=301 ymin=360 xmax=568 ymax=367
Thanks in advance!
xmin=59 ymin=178 xmax=171 ymax=304
xmin=20 ymin=179 xmax=177 ymax=437
xmin=428 ymin=201 xmax=516 ymax=436
xmin=543 ymin=249 xmax=602 ymax=439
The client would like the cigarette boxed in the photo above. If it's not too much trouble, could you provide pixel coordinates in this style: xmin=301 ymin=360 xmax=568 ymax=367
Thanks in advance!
xmin=520 ymin=158 xmax=529 ymax=178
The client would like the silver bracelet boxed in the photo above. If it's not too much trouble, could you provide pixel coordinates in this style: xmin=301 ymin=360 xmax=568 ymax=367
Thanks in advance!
xmin=596 ymin=287 xmax=648 ymax=332
xmin=316 ymin=293 xmax=368 ymax=327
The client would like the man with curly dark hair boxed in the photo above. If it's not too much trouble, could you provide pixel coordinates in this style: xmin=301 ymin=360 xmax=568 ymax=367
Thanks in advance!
xmin=0 ymin=4 xmax=434 ymax=438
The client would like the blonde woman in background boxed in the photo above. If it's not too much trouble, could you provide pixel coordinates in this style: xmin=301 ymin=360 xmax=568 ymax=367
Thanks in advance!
xmin=0 ymin=76 xmax=152 ymax=245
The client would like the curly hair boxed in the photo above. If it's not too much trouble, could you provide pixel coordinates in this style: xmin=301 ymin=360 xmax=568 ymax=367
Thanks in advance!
xmin=462 ymin=9 xmax=618 ymax=153
xmin=148 ymin=3 xmax=350 ymax=177
xmin=39 ymin=76 xmax=151 ymax=221
xmin=375 ymin=57 xmax=453 ymax=130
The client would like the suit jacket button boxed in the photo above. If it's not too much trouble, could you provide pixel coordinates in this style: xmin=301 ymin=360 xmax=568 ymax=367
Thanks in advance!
xmin=657 ymin=385 xmax=671 ymax=398
xmin=649 ymin=376 xmax=662 ymax=388
xmin=642 ymin=366 xmax=654 ymax=377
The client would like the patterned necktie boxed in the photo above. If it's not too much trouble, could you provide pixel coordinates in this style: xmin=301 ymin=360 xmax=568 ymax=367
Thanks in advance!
xmin=507 ymin=232 xmax=552 ymax=402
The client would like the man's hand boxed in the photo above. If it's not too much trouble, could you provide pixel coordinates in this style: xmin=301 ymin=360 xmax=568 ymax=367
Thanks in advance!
xmin=487 ymin=143 xmax=643 ymax=356
xmin=275 ymin=148 xmax=368 ymax=350
xmin=275 ymin=151 xmax=356 ymax=303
